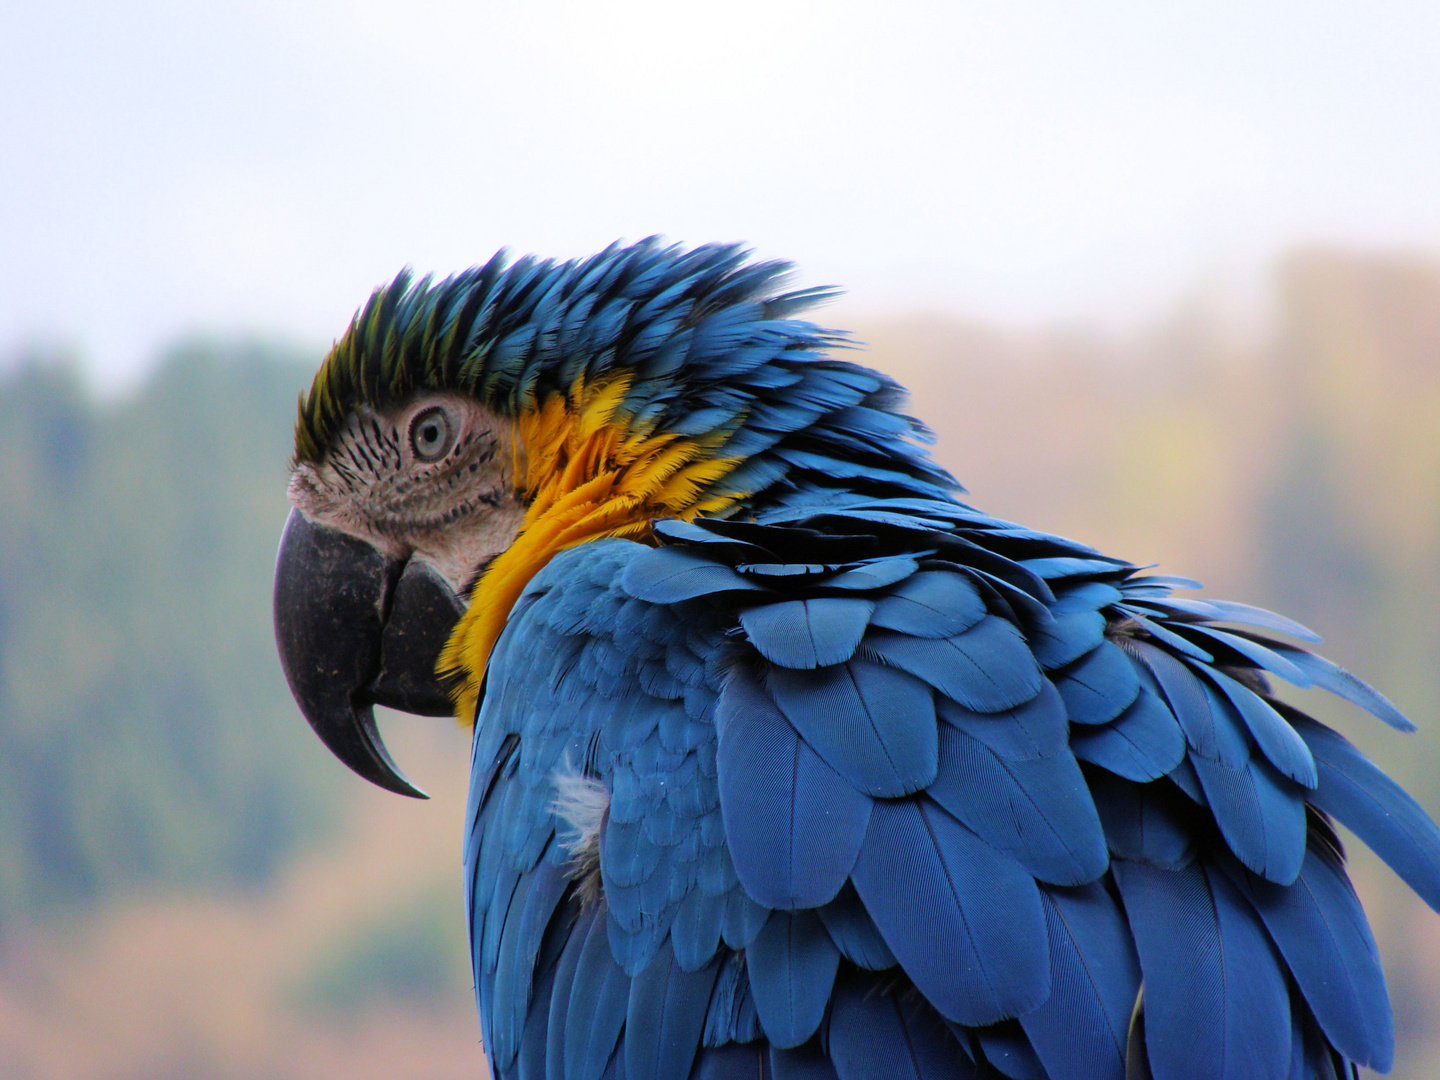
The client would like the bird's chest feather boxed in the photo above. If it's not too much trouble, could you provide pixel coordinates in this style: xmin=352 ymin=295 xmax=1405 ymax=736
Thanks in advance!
xmin=464 ymin=538 xmax=761 ymax=1073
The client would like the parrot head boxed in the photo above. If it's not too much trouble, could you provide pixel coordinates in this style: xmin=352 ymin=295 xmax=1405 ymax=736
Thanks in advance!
xmin=273 ymin=389 xmax=522 ymax=797
xmin=273 ymin=240 xmax=948 ymax=797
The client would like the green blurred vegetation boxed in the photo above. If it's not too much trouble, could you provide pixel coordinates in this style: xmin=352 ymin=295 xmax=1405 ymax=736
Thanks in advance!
xmin=0 ymin=341 xmax=339 ymax=924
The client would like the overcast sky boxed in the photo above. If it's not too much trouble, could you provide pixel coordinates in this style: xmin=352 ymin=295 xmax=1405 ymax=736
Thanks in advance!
xmin=4 ymin=1 xmax=1439 ymax=389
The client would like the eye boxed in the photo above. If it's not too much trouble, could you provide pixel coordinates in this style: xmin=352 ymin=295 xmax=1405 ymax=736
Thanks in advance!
xmin=409 ymin=406 xmax=455 ymax=462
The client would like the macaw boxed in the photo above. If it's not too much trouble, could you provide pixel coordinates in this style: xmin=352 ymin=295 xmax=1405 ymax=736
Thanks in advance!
xmin=273 ymin=239 xmax=1440 ymax=1080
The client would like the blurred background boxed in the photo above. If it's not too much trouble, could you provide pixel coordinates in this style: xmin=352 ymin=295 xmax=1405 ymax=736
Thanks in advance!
xmin=3 ymin=2 xmax=1440 ymax=1077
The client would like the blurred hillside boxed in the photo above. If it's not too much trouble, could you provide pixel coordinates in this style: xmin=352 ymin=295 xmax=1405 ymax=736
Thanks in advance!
xmin=1 ymin=249 xmax=1439 ymax=1078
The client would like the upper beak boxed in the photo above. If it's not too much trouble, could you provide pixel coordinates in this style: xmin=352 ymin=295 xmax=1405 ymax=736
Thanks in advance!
xmin=272 ymin=508 xmax=465 ymax=798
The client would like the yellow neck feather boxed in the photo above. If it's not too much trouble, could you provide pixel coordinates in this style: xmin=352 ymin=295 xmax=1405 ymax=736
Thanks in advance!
xmin=440 ymin=376 xmax=743 ymax=723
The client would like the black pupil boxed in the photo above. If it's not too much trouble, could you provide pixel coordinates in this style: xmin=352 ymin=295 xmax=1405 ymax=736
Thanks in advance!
xmin=414 ymin=412 xmax=447 ymax=457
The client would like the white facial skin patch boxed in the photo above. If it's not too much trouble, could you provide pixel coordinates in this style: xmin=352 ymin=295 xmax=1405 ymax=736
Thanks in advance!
xmin=287 ymin=392 xmax=527 ymax=594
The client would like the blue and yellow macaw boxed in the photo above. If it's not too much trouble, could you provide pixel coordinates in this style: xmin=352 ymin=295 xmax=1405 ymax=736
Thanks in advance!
xmin=273 ymin=240 xmax=1439 ymax=1080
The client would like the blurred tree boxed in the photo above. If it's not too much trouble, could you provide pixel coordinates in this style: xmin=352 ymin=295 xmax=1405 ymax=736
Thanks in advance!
xmin=0 ymin=342 xmax=338 ymax=926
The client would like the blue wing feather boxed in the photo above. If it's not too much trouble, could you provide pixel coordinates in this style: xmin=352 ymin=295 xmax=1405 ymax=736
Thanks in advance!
xmin=770 ymin=1042 xmax=842 ymax=1080
xmin=1052 ymin=642 xmax=1140 ymax=726
xmin=518 ymin=931 xmax=563 ymax=1080
xmin=483 ymin=866 xmax=526 ymax=975
xmin=1113 ymin=608 xmax=1215 ymax=661
xmin=1088 ymin=770 xmax=1195 ymax=869
xmin=849 ymin=798 xmax=1049 ymax=1026
xmin=927 ymin=723 xmax=1108 ymax=886
xmin=869 ymin=570 xmax=988 ymax=638
xmin=828 ymin=971 xmax=980 ymax=1080
xmin=1269 ymin=645 xmax=1415 ymax=731
xmin=864 ymin=617 xmax=1045 ymax=713
xmin=620 ymin=547 xmax=765 ymax=603
xmin=936 ymin=681 xmax=1068 ymax=760
xmin=1070 ymin=687 xmax=1186 ymax=782
xmin=1204 ymin=668 xmax=1317 ymax=788
xmin=623 ymin=938 xmax=719 ymax=1080
xmin=1184 ymin=625 xmax=1312 ymax=686
xmin=739 ymin=598 xmax=874 ymax=669
xmin=814 ymin=883 xmax=897 ymax=970
xmin=1130 ymin=642 xmax=1247 ymax=766
xmin=1191 ymin=753 xmax=1307 ymax=885
xmin=975 ymin=1023 xmax=1047 ymax=1079
xmin=1157 ymin=598 xmax=1322 ymax=642
xmin=1114 ymin=858 xmax=1291 ymax=1080
xmin=744 ymin=910 xmax=841 ymax=1048
xmin=715 ymin=667 xmax=871 ymax=908
xmin=689 ymin=1043 xmax=770 ymax=1079
xmin=563 ymin=910 xmax=631 ymax=1080
xmin=813 ymin=557 xmax=920 ymax=591
xmin=766 ymin=659 xmax=939 ymax=798
xmin=1019 ymin=882 xmax=1140 ymax=1080
xmin=1051 ymin=581 xmax=1124 ymax=614
xmin=702 ymin=953 xmax=761 ymax=1049
xmin=720 ymin=888 xmax=770 ymax=949
xmin=1291 ymin=713 xmax=1440 ymax=911
xmin=669 ymin=887 xmax=725 ymax=971
xmin=1167 ymin=754 xmax=1207 ymax=804
xmin=544 ymin=905 xmax=594 ymax=1080
xmin=1222 ymin=843 xmax=1393 ymax=1071
xmin=492 ymin=858 xmax=570 ymax=1070
xmin=1028 ymin=608 xmax=1107 ymax=670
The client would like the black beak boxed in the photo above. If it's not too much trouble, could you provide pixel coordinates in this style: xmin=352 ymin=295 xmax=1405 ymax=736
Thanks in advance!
xmin=272 ymin=508 xmax=465 ymax=798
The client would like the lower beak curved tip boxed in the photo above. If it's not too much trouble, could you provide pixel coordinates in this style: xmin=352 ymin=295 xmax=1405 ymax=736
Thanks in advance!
xmin=346 ymin=703 xmax=430 ymax=799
